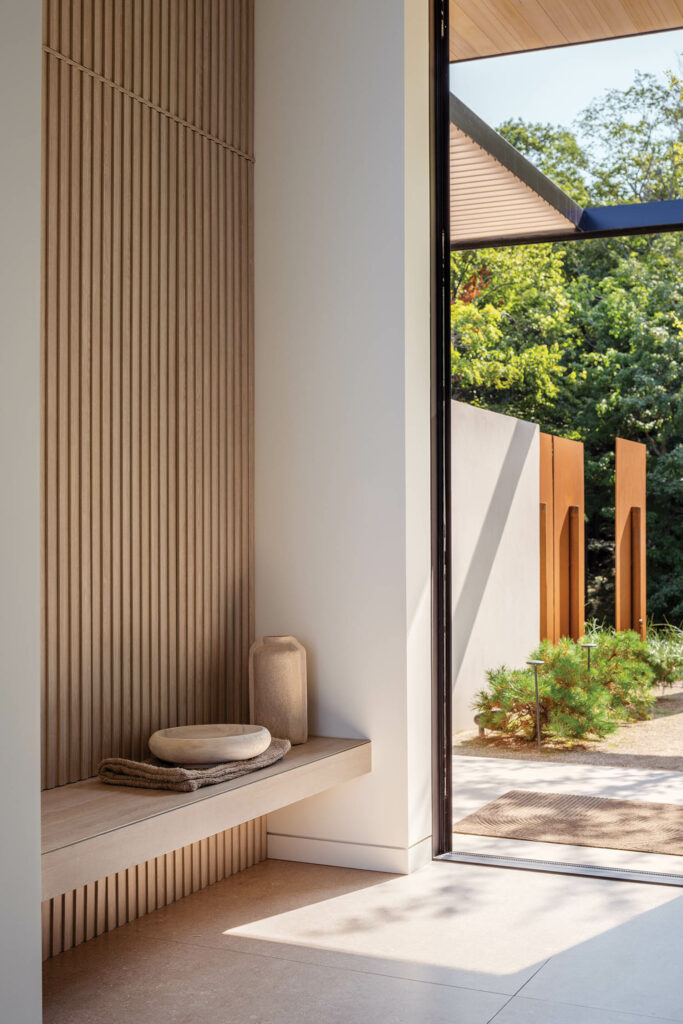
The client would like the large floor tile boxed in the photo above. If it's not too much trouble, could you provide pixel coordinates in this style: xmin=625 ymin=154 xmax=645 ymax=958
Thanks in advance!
xmin=492 ymin=995 xmax=677 ymax=1024
xmin=43 ymin=926 xmax=506 ymax=1024
xmin=522 ymin=890 xmax=683 ymax=1020
xmin=128 ymin=859 xmax=677 ymax=996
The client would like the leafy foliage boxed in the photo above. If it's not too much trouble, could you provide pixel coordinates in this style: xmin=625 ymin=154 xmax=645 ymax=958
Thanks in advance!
xmin=472 ymin=626 xmax=676 ymax=743
xmin=474 ymin=638 xmax=617 ymax=742
xmin=644 ymin=622 xmax=683 ymax=685
xmin=588 ymin=630 xmax=657 ymax=719
xmin=584 ymin=619 xmax=683 ymax=688
xmin=578 ymin=71 xmax=683 ymax=203
xmin=473 ymin=666 xmax=551 ymax=741
xmin=451 ymin=245 xmax=575 ymax=422
xmin=494 ymin=121 xmax=590 ymax=203
xmin=451 ymin=72 xmax=683 ymax=622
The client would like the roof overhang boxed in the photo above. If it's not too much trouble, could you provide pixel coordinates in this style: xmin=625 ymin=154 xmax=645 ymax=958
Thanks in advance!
xmin=450 ymin=0 xmax=683 ymax=62
xmin=450 ymin=95 xmax=683 ymax=250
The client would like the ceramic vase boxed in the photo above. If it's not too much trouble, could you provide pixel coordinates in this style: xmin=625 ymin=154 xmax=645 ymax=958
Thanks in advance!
xmin=249 ymin=635 xmax=308 ymax=745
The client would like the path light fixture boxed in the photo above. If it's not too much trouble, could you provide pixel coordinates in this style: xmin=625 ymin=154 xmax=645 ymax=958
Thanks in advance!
xmin=526 ymin=660 xmax=545 ymax=753
xmin=581 ymin=641 xmax=598 ymax=673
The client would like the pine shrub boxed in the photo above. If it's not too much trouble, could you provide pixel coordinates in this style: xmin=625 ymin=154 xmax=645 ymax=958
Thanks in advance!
xmin=472 ymin=624 xmax=681 ymax=744
xmin=645 ymin=623 xmax=683 ymax=686
xmin=590 ymin=630 xmax=656 ymax=720
xmin=474 ymin=638 xmax=617 ymax=742
xmin=473 ymin=666 xmax=550 ymax=742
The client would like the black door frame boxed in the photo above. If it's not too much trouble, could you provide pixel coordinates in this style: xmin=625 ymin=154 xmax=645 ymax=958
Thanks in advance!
xmin=432 ymin=4 xmax=683 ymax=883
xmin=431 ymin=0 xmax=452 ymax=857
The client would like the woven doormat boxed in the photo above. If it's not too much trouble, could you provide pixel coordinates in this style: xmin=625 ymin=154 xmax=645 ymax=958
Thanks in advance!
xmin=453 ymin=789 xmax=683 ymax=856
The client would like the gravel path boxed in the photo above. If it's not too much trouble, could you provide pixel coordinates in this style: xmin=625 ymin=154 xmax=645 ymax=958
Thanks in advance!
xmin=453 ymin=683 xmax=683 ymax=772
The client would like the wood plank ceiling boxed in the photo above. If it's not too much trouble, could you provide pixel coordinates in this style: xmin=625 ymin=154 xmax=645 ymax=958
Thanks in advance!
xmin=450 ymin=0 xmax=683 ymax=61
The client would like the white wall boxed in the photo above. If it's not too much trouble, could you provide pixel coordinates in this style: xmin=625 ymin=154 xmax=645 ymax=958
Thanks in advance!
xmin=254 ymin=0 xmax=432 ymax=873
xmin=451 ymin=402 xmax=540 ymax=733
xmin=0 ymin=2 xmax=43 ymax=1020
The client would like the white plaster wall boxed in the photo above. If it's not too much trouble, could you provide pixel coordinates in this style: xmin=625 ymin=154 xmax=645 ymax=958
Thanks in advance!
xmin=0 ymin=2 xmax=43 ymax=1020
xmin=254 ymin=0 xmax=432 ymax=873
xmin=451 ymin=401 xmax=540 ymax=733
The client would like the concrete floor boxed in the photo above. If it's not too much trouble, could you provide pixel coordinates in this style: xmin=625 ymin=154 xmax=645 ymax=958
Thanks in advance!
xmin=452 ymin=754 xmax=683 ymax=876
xmin=44 ymin=857 xmax=683 ymax=1023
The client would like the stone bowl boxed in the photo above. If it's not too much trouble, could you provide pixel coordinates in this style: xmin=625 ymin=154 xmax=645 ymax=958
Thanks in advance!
xmin=148 ymin=724 xmax=271 ymax=764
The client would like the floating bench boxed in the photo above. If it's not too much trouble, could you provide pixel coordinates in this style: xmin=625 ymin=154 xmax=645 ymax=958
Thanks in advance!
xmin=42 ymin=736 xmax=371 ymax=900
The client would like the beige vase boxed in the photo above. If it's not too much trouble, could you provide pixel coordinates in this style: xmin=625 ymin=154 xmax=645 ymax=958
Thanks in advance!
xmin=249 ymin=636 xmax=308 ymax=745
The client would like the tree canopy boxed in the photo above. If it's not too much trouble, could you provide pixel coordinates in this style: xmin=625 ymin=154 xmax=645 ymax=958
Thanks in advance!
xmin=451 ymin=72 xmax=683 ymax=623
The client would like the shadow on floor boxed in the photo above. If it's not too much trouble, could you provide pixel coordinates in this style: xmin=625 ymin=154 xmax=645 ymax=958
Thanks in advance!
xmin=42 ymin=857 xmax=683 ymax=1023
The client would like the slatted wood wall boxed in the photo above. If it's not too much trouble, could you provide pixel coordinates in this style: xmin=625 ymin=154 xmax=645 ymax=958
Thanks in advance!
xmin=41 ymin=0 xmax=254 ymax=789
xmin=42 ymin=815 xmax=266 ymax=959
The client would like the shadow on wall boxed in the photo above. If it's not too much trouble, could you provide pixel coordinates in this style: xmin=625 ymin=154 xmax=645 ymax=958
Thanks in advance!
xmin=451 ymin=402 xmax=539 ymax=732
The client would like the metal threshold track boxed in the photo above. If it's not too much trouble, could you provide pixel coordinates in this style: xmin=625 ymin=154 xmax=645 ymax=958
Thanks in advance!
xmin=439 ymin=850 xmax=683 ymax=887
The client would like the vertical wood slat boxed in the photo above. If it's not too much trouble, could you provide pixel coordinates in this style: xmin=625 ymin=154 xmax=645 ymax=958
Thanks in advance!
xmin=43 ymin=0 xmax=250 ymax=153
xmin=42 ymin=1 xmax=255 ymax=788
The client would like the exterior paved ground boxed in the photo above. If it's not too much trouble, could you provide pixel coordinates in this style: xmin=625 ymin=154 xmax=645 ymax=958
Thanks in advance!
xmin=451 ymin=751 xmax=683 ymax=876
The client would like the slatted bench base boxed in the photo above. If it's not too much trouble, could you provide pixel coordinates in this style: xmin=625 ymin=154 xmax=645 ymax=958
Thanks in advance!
xmin=42 ymin=817 xmax=267 ymax=960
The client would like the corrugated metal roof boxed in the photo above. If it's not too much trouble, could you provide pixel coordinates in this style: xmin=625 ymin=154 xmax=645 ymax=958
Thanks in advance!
xmin=450 ymin=95 xmax=583 ymax=247
xmin=450 ymin=123 xmax=579 ymax=245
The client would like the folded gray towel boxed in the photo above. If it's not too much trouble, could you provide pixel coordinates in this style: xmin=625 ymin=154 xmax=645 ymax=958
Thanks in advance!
xmin=97 ymin=738 xmax=291 ymax=792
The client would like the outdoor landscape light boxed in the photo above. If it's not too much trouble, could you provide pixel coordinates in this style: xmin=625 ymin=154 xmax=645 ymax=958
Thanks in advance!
xmin=526 ymin=659 xmax=545 ymax=753
xmin=581 ymin=642 xmax=598 ymax=673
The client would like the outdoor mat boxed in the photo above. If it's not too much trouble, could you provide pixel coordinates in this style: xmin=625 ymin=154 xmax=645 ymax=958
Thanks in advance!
xmin=453 ymin=789 xmax=683 ymax=856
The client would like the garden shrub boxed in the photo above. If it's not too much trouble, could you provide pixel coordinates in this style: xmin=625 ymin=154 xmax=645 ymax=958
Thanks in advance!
xmin=473 ymin=667 xmax=550 ymax=742
xmin=474 ymin=638 xmax=617 ymax=742
xmin=473 ymin=623 xmax=682 ymax=744
xmin=590 ymin=630 xmax=656 ymax=720
xmin=645 ymin=623 xmax=683 ymax=686
xmin=584 ymin=620 xmax=683 ymax=688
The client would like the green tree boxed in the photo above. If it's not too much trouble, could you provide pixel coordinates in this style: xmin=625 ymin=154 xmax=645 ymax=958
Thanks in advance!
xmin=494 ymin=120 xmax=590 ymax=203
xmin=578 ymin=71 xmax=683 ymax=202
xmin=451 ymin=244 xmax=576 ymax=422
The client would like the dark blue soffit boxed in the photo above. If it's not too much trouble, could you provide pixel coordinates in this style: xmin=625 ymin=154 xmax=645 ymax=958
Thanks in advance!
xmin=578 ymin=199 xmax=683 ymax=233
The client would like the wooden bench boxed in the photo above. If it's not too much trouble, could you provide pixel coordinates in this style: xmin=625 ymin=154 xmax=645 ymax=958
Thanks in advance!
xmin=42 ymin=736 xmax=371 ymax=900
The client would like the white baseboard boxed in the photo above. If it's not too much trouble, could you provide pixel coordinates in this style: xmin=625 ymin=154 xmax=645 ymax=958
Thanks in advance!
xmin=407 ymin=834 xmax=432 ymax=872
xmin=267 ymin=832 xmax=432 ymax=874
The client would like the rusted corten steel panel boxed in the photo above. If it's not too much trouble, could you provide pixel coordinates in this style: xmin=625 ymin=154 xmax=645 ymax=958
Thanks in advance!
xmin=615 ymin=438 xmax=647 ymax=639
xmin=552 ymin=436 xmax=585 ymax=642
xmin=539 ymin=434 xmax=585 ymax=642
xmin=539 ymin=432 xmax=554 ymax=641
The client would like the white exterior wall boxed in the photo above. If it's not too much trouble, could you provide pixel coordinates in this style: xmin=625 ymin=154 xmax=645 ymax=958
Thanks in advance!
xmin=254 ymin=0 xmax=432 ymax=873
xmin=0 ymin=2 xmax=43 ymax=1020
xmin=451 ymin=401 xmax=540 ymax=733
